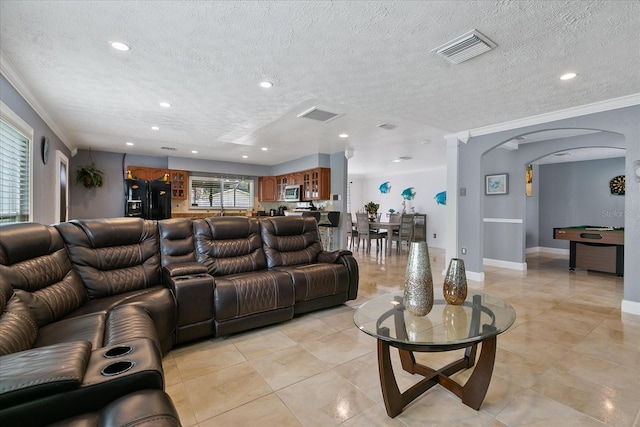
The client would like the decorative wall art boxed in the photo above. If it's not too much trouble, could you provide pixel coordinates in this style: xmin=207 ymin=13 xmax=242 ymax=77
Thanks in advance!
xmin=525 ymin=164 xmax=533 ymax=197
xmin=434 ymin=191 xmax=446 ymax=205
xmin=379 ymin=181 xmax=391 ymax=194
xmin=401 ymin=187 xmax=416 ymax=200
xmin=485 ymin=173 xmax=508 ymax=195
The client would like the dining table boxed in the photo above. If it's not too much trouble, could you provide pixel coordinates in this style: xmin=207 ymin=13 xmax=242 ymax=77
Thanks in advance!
xmin=368 ymin=221 xmax=401 ymax=255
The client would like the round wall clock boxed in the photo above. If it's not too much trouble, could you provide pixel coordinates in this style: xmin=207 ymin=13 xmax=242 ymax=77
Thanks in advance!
xmin=609 ymin=175 xmax=625 ymax=195
xmin=41 ymin=137 xmax=50 ymax=164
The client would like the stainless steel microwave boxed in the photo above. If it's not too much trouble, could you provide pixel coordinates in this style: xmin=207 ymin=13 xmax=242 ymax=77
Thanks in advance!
xmin=283 ymin=185 xmax=302 ymax=202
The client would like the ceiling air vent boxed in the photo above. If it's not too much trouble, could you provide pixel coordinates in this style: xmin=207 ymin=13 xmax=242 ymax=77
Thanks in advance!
xmin=377 ymin=123 xmax=397 ymax=131
xmin=297 ymin=107 xmax=343 ymax=123
xmin=432 ymin=30 xmax=496 ymax=64
xmin=161 ymin=146 xmax=177 ymax=151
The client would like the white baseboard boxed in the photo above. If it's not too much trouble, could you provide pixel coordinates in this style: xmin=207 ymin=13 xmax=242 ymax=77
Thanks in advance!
xmin=621 ymin=299 xmax=640 ymax=316
xmin=484 ymin=258 xmax=527 ymax=271
xmin=525 ymin=246 xmax=569 ymax=256
xmin=465 ymin=270 xmax=485 ymax=282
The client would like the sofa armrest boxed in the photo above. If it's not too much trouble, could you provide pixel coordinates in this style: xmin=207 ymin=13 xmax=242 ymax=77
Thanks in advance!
xmin=163 ymin=270 xmax=214 ymax=337
xmin=163 ymin=262 xmax=208 ymax=277
xmin=0 ymin=341 xmax=92 ymax=409
xmin=317 ymin=249 xmax=353 ymax=264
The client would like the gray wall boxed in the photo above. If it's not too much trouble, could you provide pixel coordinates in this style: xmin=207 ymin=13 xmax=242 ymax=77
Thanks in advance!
xmin=538 ymin=157 xmax=625 ymax=249
xmin=455 ymin=104 xmax=639 ymax=307
xmin=1 ymin=74 xmax=72 ymax=225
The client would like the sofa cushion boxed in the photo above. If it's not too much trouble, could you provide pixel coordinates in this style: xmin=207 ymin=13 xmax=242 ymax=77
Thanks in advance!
xmin=158 ymin=218 xmax=199 ymax=266
xmin=55 ymin=218 xmax=162 ymax=299
xmin=34 ymin=312 xmax=106 ymax=349
xmin=214 ymin=270 xmax=294 ymax=321
xmin=259 ymin=217 xmax=323 ymax=268
xmin=275 ymin=263 xmax=350 ymax=302
xmin=0 ymin=223 xmax=87 ymax=327
xmin=194 ymin=217 xmax=268 ymax=275
xmin=0 ymin=278 xmax=38 ymax=356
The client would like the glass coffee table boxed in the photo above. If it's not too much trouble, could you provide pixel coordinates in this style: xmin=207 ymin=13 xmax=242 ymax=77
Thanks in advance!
xmin=354 ymin=290 xmax=516 ymax=417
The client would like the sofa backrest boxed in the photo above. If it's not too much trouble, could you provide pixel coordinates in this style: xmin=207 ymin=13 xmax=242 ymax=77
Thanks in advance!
xmin=55 ymin=218 xmax=162 ymax=300
xmin=0 ymin=275 xmax=38 ymax=355
xmin=158 ymin=218 xmax=198 ymax=266
xmin=259 ymin=216 xmax=323 ymax=268
xmin=193 ymin=217 xmax=267 ymax=276
xmin=0 ymin=222 xmax=87 ymax=327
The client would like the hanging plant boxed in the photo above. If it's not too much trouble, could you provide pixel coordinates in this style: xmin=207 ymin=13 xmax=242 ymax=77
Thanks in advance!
xmin=75 ymin=149 xmax=104 ymax=188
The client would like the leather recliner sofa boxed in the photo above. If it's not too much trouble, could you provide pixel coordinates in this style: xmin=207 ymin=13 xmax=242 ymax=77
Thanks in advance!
xmin=0 ymin=215 xmax=358 ymax=426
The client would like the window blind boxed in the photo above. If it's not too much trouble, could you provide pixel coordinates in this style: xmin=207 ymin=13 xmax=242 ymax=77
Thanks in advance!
xmin=0 ymin=118 xmax=30 ymax=223
xmin=190 ymin=177 xmax=253 ymax=209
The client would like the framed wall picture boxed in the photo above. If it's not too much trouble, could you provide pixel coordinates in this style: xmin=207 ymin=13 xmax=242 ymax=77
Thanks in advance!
xmin=485 ymin=173 xmax=508 ymax=195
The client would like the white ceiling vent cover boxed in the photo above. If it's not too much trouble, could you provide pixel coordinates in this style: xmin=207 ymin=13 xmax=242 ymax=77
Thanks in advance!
xmin=377 ymin=123 xmax=397 ymax=130
xmin=432 ymin=30 xmax=496 ymax=64
xmin=297 ymin=107 xmax=343 ymax=123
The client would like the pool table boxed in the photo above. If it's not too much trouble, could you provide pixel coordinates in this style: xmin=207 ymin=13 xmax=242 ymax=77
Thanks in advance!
xmin=553 ymin=226 xmax=624 ymax=276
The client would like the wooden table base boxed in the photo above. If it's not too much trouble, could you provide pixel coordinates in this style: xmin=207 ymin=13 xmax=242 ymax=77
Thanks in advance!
xmin=378 ymin=335 xmax=497 ymax=418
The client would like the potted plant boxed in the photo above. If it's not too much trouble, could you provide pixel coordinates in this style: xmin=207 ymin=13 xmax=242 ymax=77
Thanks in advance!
xmin=364 ymin=201 xmax=380 ymax=221
xmin=75 ymin=150 xmax=104 ymax=188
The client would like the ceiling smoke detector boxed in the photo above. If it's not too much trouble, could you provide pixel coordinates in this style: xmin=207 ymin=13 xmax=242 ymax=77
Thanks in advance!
xmin=377 ymin=123 xmax=397 ymax=130
xmin=432 ymin=29 xmax=496 ymax=64
xmin=297 ymin=107 xmax=343 ymax=123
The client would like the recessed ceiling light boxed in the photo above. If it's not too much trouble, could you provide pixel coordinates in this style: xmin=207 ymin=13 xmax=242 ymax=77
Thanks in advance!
xmin=110 ymin=41 xmax=131 ymax=51
xmin=339 ymin=133 xmax=349 ymax=138
xmin=151 ymin=126 xmax=159 ymax=131
xmin=125 ymin=142 xmax=134 ymax=146
xmin=159 ymin=102 xmax=171 ymax=108
xmin=242 ymin=155 xmax=248 ymax=159
xmin=259 ymin=81 xmax=273 ymax=88
xmin=191 ymin=150 xmax=198 ymax=154
xmin=421 ymin=140 xmax=431 ymax=145
xmin=560 ymin=72 xmax=577 ymax=80
xmin=392 ymin=159 xmax=402 ymax=163
xmin=261 ymin=147 xmax=268 ymax=151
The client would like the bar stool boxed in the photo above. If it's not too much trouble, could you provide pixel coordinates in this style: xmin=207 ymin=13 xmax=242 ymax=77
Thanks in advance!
xmin=318 ymin=212 xmax=340 ymax=251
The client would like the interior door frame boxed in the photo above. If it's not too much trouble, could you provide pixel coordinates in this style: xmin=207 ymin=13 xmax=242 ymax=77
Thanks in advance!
xmin=55 ymin=150 xmax=69 ymax=223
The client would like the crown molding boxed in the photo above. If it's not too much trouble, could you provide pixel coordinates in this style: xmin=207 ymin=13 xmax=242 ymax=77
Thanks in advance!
xmin=445 ymin=93 xmax=640 ymax=141
xmin=0 ymin=50 xmax=75 ymax=151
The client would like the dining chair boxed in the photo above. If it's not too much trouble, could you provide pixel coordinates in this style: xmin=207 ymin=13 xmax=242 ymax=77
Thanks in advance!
xmin=391 ymin=213 xmax=414 ymax=253
xmin=346 ymin=212 xmax=359 ymax=250
xmin=389 ymin=212 xmax=401 ymax=223
xmin=356 ymin=212 xmax=385 ymax=253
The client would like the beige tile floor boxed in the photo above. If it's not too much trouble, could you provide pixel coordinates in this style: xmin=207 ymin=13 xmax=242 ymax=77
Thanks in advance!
xmin=164 ymin=246 xmax=640 ymax=427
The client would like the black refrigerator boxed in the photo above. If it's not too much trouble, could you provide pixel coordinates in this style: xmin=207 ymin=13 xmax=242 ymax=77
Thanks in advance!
xmin=125 ymin=179 xmax=172 ymax=219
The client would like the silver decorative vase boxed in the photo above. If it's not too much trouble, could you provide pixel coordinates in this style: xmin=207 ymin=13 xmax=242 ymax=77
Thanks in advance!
xmin=443 ymin=258 xmax=467 ymax=305
xmin=403 ymin=241 xmax=434 ymax=316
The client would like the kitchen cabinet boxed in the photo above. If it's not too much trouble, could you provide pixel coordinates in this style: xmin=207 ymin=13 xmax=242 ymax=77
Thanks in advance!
xmin=258 ymin=176 xmax=277 ymax=201
xmin=127 ymin=166 xmax=188 ymax=199
xmin=259 ymin=167 xmax=331 ymax=202
xmin=170 ymin=170 xmax=187 ymax=200
xmin=128 ymin=166 xmax=168 ymax=181
xmin=305 ymin=167 xmax=330 ymax=200
xmin=276 ymin=175 xmax=289 ymax=201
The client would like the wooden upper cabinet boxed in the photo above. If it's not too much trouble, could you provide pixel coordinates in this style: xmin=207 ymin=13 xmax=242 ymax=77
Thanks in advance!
xmin=259 ymin=167 xmax=330 ymax=201
xmin=170 ymin=170 xmax=187 ymax=200
xmin=258 ymin=176 xmax=277 ymax=202
xmin=128 ymin=166 xmax=168 ymax=181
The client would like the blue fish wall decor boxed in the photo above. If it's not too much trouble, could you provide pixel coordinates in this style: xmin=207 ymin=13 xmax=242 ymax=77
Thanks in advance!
xmin=401 ymin=187 xmax=416 ymax=200
xmin=379 ymin=182 xmax=391 ymax=194
xmin=434 ymin=191 xmax=446 ymax=205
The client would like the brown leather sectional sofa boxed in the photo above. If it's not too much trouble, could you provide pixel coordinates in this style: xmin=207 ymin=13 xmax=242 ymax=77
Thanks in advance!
xmin=0 ymin=216 xmax=359 ymax=426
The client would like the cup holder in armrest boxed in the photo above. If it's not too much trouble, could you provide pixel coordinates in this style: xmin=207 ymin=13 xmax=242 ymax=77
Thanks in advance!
xmin=103 ymin=345 xmax=133 ymax=358
xmin=101 ymin=360 xmax=135 ymax=376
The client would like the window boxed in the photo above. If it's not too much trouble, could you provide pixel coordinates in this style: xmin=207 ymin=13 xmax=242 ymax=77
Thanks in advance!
xmin=189 ymin=176 xmax=253 ymax=209
xmin=0 ymin=105 xmax=32 ymax=223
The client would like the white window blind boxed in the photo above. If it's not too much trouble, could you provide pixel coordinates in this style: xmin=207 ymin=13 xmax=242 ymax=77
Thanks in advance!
xmin=189 ymin=177 xmax=253 ymax=209
xmin=0 ymin=117 xmax=30 ymax=223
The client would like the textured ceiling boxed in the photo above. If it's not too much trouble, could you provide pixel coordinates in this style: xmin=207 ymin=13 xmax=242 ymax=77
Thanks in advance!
xmin=1 ymin=1 xmax=639 ymax=175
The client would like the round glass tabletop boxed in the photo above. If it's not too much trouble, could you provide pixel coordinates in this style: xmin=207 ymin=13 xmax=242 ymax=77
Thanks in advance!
xmin=354 ymin=290 xmax=516 ymax=350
